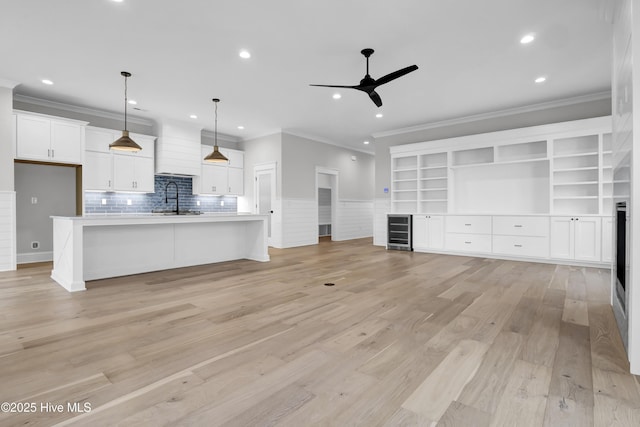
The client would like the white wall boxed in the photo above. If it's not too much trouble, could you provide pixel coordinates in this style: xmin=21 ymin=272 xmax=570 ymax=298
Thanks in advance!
xmin=239 ymin=132 xmax=374 ymax=248
xmin=0 ymin=83 xmax=16 ymax=270
xmin=14 ymin=163 xmax=77 ymax=263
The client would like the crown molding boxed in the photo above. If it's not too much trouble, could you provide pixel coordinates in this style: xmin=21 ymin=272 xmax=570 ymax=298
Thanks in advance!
xmin=201 ymin=129 xmax=241 ymax=144
xmin=283 ymin=129 xmax=375 ymax=155
xmin=13 ymin=94 xmax=154 ymax=126
xmin=0 ymin=78 xmax=20 ymax=89
xmin=373 ymin=91 xmax=612 ymax=139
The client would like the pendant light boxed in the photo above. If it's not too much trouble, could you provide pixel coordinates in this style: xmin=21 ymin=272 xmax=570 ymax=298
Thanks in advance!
xmin=110 ymin=71 xmax=142 ymax=152
xmin=204 ymin=98 xmax=229 ymax=163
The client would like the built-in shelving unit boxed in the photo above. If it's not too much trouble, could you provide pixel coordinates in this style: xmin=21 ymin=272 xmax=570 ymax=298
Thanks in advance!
xmin=391 ymin=156 xmax=418 ymax=213
xmin=390 ymin=116 xmax=612 ymax=217
xmin=419 ymin=152 xmax=448 ymax=213
xmin=551 ymin=135 xmax=599 ymax=215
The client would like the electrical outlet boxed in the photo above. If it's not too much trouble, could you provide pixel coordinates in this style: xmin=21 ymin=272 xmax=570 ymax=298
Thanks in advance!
xmin=31 ymin=241 xmax=39 ymax=250
xmin=220 ymin=200 xmax=224 ymax=207
xmin=196 ymin=200 xmax=201 ymax=206
xmin=31 ymin=197 xmax=37 ymax=204
xmin=101 ymin=198 xmax=107 ymax=205
xmin=127 ymin=199 xmax=132 ymax=206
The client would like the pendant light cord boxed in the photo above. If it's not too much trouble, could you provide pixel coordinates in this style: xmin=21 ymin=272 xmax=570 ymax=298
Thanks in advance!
xmin=214 ymin=100 xmax=218 ymax=147
xmin=124 ymin=75 xmax=128 ymax=132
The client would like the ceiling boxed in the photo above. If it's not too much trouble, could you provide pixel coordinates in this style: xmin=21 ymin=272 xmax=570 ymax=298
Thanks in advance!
xmin=0 ymin=0 xmax=613 ymax=153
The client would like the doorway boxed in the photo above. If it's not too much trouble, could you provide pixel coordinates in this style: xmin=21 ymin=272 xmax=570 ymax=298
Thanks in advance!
xmin=254 ymin=163 xmax=277 ymax=247
xmin=316 ymin=168 xmax=338 ymax=243
xmin=14 ymin=161 xmax=79 ymax=264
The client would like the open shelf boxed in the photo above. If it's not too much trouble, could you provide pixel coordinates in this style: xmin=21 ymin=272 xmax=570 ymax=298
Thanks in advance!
xmin=496 ymin=140 xmax=547 ymax=162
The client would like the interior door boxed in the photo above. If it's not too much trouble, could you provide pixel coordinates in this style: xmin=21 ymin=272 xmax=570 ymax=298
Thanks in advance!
xmin=255 ymin=166 xmax=276 ymax=246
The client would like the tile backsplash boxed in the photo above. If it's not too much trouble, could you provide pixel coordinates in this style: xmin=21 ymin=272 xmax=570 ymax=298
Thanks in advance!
xmin=84 ymin=175 xmax=238 ymax=214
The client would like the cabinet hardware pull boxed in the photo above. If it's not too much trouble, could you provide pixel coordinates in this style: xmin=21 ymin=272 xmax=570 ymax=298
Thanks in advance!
xmin=108 ymin=180 xmax=111 ymax=187
xmin=47 ymin=149 xmax=50 ymax=157
xmin=514 ymin=225 xmax=523 ymax=227
xmin=514 ymin=244 xmax=522 ymax=247
xmin=464 ymin=223 xmax=471 ymax=226
xmin=465 ymin=241 xmax=471 ymax=244
xmin=51 ymin=149 xmax=54 ymax=158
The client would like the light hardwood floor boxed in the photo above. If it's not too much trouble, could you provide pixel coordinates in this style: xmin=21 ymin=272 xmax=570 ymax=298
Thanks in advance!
xmin=0 ymin=238 xmax=638 ymax=426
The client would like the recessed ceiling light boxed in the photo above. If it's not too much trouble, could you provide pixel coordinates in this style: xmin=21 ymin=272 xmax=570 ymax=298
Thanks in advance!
xmin=112 ymin=0 xmax=124 ymax=3
xmin=376 ymin=113 xmax=383 ymax=118
xmin=237 ymin=126 xmax=245 ymax=130
xmin=333 ymin=93 xmax=341 ymax=100
xmin=128 ymin=99 xmax=137 ymax=105
xmin=520 ymin=33 xmax=535 ymax=44
xmin=41 ymin=79 xmax=53 ymax=85
xmin=363 ymin=140 xmax=370 ymax=145
xmin=535 ymin=76 xmax=546 ymax=83
xmin=239 ymin=50 xmax=251 ymax=59
xmin=190 ymin=114 xmax=198 ymax=119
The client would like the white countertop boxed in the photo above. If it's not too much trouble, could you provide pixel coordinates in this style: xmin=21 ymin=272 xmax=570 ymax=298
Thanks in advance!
xmin=51 ymin=213 xmax=268 ymax=226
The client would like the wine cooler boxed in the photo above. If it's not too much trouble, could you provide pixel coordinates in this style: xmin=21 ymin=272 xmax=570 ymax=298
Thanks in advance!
xmin=387 ymin=214 xmax=412 ymax=251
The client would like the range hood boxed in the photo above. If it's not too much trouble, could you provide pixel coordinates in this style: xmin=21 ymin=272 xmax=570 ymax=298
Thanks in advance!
xmin=155 ymin=120 xmax=202 ymax=176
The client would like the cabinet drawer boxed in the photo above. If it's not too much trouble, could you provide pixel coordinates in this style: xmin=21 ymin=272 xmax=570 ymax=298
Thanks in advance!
xmin=493 ymin=216 xmax=549 ymax=237
xmin=445 ymin=233 xmax=492 ymax=253
xmin=446 ymin=216 xmax=492 ymax=234
xmin=492 ymin=235 xmax=549 ymax=258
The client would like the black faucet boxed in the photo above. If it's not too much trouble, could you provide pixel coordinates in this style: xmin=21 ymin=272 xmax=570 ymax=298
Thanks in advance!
xmin=165 ymin=181 xmax=179 ymax=214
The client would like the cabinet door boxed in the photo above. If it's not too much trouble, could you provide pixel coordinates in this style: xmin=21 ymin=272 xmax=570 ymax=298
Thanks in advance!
xmin=412 ymin=215 xmax=428 ymax=249
xmin=227 ymin=167 xmax=243 ymax=195
xmin=225 ymin=149 xmax=244 ymax=168
xmin=602 ymin=217 xmax=613 ymax=263
xmin=550 ymin=217 xmax=574 ymax=259
xmin=134 ymin=157 xmax=155 ymax=192
xmin=113 ymin=154 xmax=136 ymax=191
xmin=16 ymin=114 xmax=50 ymax=161
xmin=50 ymin=121 xmax=82 ymax=164
xmin=86 ymin=128 xmax=117 ymax=153
xmin=574 ymin=217 xmax=601 ymax=261
xmin=202 ymin=165 xmax=227 ymax=195
xmin=84 ymin=151 xmax=113 ymax=191
xmin=427 ymin=215 xmax=445 ymax=249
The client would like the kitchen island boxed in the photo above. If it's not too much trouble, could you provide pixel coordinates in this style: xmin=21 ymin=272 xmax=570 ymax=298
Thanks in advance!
xmin=51 ymin=214 xmax=269 ymax=292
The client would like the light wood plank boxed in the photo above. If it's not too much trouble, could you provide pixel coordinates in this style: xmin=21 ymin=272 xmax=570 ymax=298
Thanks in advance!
xmin=402 ymin=339 xmax=489 ymax=420
xmin=490 ymin=360 xmax=552 ymax=427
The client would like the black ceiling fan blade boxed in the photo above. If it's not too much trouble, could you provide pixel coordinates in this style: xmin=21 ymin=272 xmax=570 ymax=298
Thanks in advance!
xmin=375 ymin=65 xmax=419 ymax=86
xmin=309 ymin=84 xmax=358 ymax=89
xmin=369 ymin=90 xmax=383 ymax=107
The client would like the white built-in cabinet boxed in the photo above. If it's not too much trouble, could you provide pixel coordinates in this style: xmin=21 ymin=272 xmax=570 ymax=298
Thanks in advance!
xmin=193 ymin=146 xmax=244 ymax=195
xmin=412 ymin=215 xmax=444 ymax=250
xmin=14 ymin=111 xmax=86 ymax=164
xmin=550 ymin=216 xmax=602 ymax=262
xmin=394 ymin=116 xmax=613 ymax=266
xmin=83 ymin=126 xmax=155 ymax=193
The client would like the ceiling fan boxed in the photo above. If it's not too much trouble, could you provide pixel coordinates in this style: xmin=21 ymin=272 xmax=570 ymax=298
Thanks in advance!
xmin=310 ymin=48 xmax=418 ymax=107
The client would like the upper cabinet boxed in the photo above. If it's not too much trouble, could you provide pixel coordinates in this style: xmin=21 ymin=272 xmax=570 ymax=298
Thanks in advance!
xmin=83 ymin=126 xmax=155 ymax=193
xmin=194 ymin=146 xmax=244 ymax=196
xmin=15 ymin=111 xmax=87 ymax=164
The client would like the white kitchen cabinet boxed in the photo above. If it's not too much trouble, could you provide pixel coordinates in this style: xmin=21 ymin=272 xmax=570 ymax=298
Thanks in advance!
xmin=199 ymin=165 xmax=228 ymax=195
xmin=194 ymin=146 xmax=244 ymax=195
xmin=413 ymin=215 xmax=444 ymax=250
xmin=228 ymin=167 xmax=244 ymax=195
xmin=84 ymin=126 xmax=155 ymax=193
xmin=113 ymin=155 xmax=154 ymax=192
xmin=602 ymin=216 xmax=613 ymax=263
xmin=550 ymin=216 xmax=601 ymax=262
xmin=223 ymin=148 xmax=244 ymax=169
xmin=84 ymin=151 xmax=113 ymax=191
xmin=15 ymin=112 xmax=85 ymax=164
